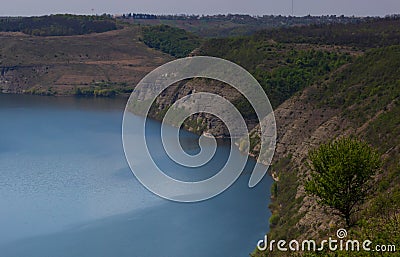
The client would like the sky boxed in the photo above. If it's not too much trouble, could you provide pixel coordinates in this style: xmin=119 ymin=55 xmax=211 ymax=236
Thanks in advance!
xmin=1 ymin=0 xmax=400 ymax=17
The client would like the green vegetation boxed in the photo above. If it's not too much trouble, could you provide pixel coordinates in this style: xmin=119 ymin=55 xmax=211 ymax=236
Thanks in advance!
xmin=255 ymin=44 xmax=400 ymax=257
xmin=319 ymin=46 xmax=400 ymax=125
xmin=305 ymin=137 xmax=381 ymax=227
xmin=302 ymin=213 xmax=399 ymax=256
xmin=254 ymin=49 xmax=351 ymax=107
xmin=255 ymin=16 xmax=400 ymax=48
xmin=200 ymin=37 xmax=352 ymax=108
xmin=73 ymin=82 xmax=133 ymax=97
xmin=264 ymin=155 xmax=305 ymax=241
xmin=0 ymin=14 xmax=117 ymax=36
xmin=24 ymin=86 xmax=56 ymax=96
xmin=141 ymin=25 xmax=202 ymax=57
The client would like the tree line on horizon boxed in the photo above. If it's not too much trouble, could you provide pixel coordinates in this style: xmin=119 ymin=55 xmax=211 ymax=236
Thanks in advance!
xmin=0 ymin=14 xmax=117 ymax=36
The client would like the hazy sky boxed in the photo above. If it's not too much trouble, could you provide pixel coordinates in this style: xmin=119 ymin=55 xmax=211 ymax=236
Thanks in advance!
xmin=1 ymin=0 xmax=399 ymax=17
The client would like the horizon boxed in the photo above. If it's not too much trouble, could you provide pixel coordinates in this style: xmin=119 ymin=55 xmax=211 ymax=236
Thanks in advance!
xmin=1 ymin=0 xmax=399 ymax=17
xmin=1 ymin=12 xmax=399 ymax=18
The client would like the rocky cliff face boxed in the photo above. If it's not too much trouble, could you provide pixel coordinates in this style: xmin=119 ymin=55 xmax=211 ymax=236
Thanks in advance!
xmin=250 ymin=83 xmax=351 ymax=238
xmin=0 ymin=65 xmax=51 ymax=93
xmin=147 ymin=78 xmax=259 ymax=136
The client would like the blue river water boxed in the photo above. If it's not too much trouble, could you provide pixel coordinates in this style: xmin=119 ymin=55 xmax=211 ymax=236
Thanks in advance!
xmin=0 ymin=94 xmax=272 ymax=257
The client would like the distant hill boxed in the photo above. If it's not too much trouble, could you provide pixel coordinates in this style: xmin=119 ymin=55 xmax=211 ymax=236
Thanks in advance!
xmin=118 ymin=13 xmax=366 ymax=38
xmin=254 ymin=15 xmax=400 ymax=48
xmin=0 ymin=14 xmax=118 ymax=36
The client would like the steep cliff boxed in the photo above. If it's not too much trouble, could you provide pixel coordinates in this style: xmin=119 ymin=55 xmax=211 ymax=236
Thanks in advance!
xmin=250 ymin=46 xmax=400 ymax=256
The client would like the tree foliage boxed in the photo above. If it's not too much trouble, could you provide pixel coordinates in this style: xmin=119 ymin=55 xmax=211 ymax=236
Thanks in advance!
xmin=141 ymin=25 xmax=201 ymax=57
xmin=305 ymin=137 xmax=381 ymax=227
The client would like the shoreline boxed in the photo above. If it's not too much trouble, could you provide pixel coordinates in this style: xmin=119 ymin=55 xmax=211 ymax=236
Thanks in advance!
xmin=3 ymin=91 xmax=270 ymax=169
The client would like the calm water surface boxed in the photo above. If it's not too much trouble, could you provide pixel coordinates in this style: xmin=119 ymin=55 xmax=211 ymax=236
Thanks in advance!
xmin=0 ymin=94 xmax=272 ymax=257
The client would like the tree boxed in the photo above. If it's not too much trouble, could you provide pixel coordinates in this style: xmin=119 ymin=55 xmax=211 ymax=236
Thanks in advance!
xmin=305 ymin=137 xmax=381 ymax=227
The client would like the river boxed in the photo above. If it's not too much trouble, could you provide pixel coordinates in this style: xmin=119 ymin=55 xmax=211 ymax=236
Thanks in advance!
xmin=0 ymin=94 xmax=272 ymax=257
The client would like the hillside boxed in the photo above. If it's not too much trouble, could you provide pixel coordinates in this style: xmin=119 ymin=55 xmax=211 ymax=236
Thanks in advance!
xmin=119 ymin=14 xmax=365 ymax=38
xmin=141 ymin=25 xmax=202 ymax=58
xmin=253 ymin=16 xmax=400 ymax=48
xmin=249 ymin=45 xmax=400 ymax=257
xmin=0 ymin=14 xmax=118 ymax=36
xmin=0 ymin=26 xmax=172 ymax=96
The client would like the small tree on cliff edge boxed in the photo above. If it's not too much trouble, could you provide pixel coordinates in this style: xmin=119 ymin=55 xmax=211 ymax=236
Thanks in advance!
xmin=305 ymin=137 xmax=381 ymax=227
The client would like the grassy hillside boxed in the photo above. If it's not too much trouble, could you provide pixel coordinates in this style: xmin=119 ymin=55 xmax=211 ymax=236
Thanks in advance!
xmin=252 ymin=46 xmax=400 ymax=257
